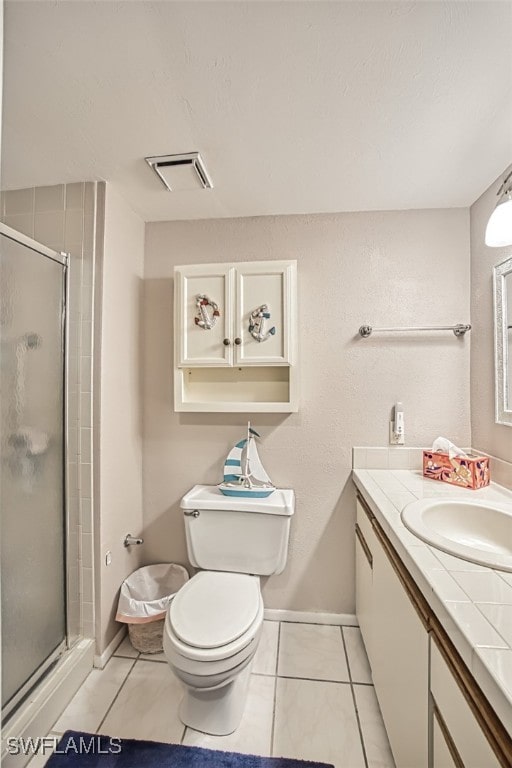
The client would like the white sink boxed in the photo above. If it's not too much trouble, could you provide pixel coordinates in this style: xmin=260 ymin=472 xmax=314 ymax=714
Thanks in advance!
xmin=401 ymin=498 xmax=512 ymax=572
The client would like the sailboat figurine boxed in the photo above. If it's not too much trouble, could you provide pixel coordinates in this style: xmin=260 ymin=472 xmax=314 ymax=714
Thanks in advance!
xmin=219 ymin=422 xmax=275 ymax=498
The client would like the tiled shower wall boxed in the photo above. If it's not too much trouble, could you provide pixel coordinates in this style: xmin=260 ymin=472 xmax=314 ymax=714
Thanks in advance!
xmin=0 ymin=182 xmax=100 ymax=643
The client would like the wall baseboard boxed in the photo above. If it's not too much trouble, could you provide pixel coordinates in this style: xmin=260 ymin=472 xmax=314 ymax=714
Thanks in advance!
xmin=94 ymin=626 xmax=126 ymax=669
xmin=263 ymin=609 xmax=358 ymax=626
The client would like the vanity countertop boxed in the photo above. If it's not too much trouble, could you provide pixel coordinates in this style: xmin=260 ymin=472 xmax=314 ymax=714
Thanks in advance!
xmin=352 ymin=468 xmax=512 ymax=734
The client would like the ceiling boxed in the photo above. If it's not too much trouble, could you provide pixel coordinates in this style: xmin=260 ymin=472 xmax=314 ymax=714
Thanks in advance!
xmin=2 ymin=1 xmax=512 ymax=222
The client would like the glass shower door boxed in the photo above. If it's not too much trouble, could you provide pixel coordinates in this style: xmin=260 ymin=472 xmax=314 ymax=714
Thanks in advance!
xmin=0 ymin=229 xmax=67 ymax=718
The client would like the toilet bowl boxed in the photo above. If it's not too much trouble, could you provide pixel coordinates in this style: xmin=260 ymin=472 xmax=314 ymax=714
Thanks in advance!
xmin=163 ymin=484 xmax=294 ymax=735
xmin=163 ymin=570 xmax=264 ymax=734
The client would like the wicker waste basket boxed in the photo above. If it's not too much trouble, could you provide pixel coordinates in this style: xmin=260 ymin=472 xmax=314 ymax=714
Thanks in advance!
xmin=116 ymin=563 xmax=189 ymax=654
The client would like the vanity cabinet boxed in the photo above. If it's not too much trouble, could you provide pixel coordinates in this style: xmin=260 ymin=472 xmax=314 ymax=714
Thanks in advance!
xmin=356 ymin=499 xmax=429 ymax=768
xmin=174 ymin=260 xmax=298 ymax=412
xmin=355 ymin=492 xmax=511 ymax=768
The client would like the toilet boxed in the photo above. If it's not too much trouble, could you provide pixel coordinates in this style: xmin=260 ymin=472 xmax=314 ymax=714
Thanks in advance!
xmin=163 ymin=483 xmax=294 ymax=736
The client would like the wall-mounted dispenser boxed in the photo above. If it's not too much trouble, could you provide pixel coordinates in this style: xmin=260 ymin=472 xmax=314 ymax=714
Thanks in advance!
xmin=390 ymin=402 xmax=405 ymax=445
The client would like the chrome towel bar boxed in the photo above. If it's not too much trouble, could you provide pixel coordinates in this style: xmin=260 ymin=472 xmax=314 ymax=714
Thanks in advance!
xmin=359 ymin=324 xmax=471 ymax=338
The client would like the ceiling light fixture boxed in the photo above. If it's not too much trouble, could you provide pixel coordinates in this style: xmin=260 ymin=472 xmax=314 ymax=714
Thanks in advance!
xmin=145 ymin=152 xmax=213 ymax=192
xmin=485 ymin=170 xmax=512 ymax=247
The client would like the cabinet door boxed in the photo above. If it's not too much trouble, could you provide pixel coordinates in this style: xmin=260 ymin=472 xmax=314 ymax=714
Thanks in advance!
xmin=176 ymin=265 xmax=234 ymax=366
xmin=430 ymin=640 xmax=501 ymax=768
xmin=432 ymin=716 xmax=458 ymax=768
xmin=235 ymin=261 xmax=296 ymax=365
xmin=355 ymin=501 xmax=374 ymax=669
xmin=371 ymin=532 xmax=429 ymax=768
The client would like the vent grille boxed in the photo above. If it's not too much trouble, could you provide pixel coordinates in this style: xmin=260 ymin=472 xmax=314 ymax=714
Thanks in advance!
xmin=145 ymin=152 xmax=213 ymax=191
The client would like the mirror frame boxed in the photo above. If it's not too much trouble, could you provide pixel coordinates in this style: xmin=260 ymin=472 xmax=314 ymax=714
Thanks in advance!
xmin=493 ymin=255 xmax=512 ymax=426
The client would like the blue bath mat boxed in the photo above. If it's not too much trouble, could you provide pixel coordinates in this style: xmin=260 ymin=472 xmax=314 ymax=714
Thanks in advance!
xmin=44 ymin=731 xmax=334 ymax=767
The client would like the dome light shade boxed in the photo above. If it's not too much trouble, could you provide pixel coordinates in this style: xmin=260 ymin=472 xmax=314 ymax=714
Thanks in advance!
xmin=485 ymin=193 xmax=512 ymax=247
xmin=485 ymin=170 xmax=512 ymax=248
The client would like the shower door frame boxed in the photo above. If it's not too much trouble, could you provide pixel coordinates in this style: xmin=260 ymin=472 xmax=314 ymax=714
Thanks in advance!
xmin=0 ymin=223 xmax=73 ymax=721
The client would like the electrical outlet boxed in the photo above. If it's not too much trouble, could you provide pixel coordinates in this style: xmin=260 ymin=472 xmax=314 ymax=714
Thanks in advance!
xmin=389 ymin=421 xmax=405 ymax=445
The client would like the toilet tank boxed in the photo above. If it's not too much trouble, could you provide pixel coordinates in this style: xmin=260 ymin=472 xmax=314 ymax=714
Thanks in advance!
xmin=180 ymin=485 xmax=294 ymax=576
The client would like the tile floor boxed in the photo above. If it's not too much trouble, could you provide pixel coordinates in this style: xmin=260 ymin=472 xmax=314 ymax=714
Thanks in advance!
xmin=28 ymin=622 xmax=395 ymax=768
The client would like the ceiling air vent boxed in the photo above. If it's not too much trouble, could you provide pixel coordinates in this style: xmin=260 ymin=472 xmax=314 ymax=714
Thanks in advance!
xmin=145 ymin=152 xmax=213 ymax=191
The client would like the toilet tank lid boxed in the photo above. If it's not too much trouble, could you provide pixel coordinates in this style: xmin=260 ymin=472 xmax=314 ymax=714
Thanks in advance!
xmin=180 ymin=485 xmax=295 ymax=516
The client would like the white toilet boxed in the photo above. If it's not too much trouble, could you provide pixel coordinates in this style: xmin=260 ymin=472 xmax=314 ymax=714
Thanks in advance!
xmin=163 ymin=483 xmax=294 ymax=736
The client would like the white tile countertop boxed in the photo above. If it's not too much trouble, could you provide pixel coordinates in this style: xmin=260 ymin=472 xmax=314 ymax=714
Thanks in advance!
xmin=352 ymin=468 xmax=512 ymax=735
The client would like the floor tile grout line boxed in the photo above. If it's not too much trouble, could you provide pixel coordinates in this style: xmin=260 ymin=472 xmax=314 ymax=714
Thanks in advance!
xmin=275 ymin=620 xmax=360 ymax=629
xmin=135 ymin=657 xmax=167 ymax=663
xmin=274 ymin=621 xmax=280 ymax=677
xmin=95 ymin=658 xmax=138 ymax=734
xmin=276 ymin=674 xmax=352 ymax=685
xmin=341 ymin=626 xmax=374 ymax=686
xmin=340 ymin=626 xmax=370 ymax=768
xmin=252 ymin=669 xmax=374 ymax=685
xmin=269 ymin=621 xmax=281 ymax=757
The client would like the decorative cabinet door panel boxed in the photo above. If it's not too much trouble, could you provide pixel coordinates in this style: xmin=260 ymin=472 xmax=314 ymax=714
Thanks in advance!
xmin=176 ymin=266 xmax=234 ymax=367
xmin=235 ymin=261 xmax=296 ymax=365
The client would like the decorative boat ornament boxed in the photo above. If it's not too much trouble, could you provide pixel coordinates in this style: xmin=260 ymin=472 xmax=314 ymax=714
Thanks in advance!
xmin=219 ymin=422 xmax=275 ymax=498
xmin=194 ymin=294 xmax=220 ymax=330
xmin=249 ymin=304 xmax=276 ymax=342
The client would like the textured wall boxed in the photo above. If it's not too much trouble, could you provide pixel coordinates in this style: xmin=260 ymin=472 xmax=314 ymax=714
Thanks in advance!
xmin=96 ymin=185 xmax=145 ymax=652
xmin=470 ymin=165 xmax=512 ymax=465
xmin=143 ymin=209 xmax=470 ymax=615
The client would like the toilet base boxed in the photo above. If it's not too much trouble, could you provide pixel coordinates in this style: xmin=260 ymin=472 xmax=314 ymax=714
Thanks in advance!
xmin=179 ymin=662 xmax=252 ymax=736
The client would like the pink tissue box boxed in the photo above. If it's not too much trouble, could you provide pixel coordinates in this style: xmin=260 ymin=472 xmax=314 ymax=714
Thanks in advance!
xmin=422 ymin=451 xmax=490 ymax=490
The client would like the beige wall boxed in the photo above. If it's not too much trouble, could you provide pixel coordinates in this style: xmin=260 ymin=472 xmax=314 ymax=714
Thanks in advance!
xmin=470 ymin=164 xmax=512 ymax=466
xmin=143 ymin=209 xmax=470 ymax=615
xmin=95 ymin=184 xmax=145 ymax=652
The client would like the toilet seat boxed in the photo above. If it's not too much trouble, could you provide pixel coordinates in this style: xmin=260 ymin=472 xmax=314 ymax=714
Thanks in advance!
xmin=170 ymin=571 xmax=261 ymax=649
xmin=166 ymin=571 xmax=264 ymax=664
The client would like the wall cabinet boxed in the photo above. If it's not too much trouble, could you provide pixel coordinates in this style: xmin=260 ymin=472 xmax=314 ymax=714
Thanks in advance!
xmin=174 ymin=260 xmax=298 ymax=412
xmin=355 ymin=494 xmax=510 ymax=768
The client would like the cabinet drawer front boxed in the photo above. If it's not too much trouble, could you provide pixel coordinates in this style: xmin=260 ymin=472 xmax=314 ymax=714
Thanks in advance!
xmin=176 ymin=266 xmax=233 ymax=366
xmin=235 ymin=261 xmax=296 ymax=365
xmin=430 ymin=640 xmax=501 ymax=768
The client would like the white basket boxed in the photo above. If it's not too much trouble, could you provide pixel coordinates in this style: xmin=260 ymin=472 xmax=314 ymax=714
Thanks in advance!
xmin=128 ymin=619 xmax=166 ymax=654
xmin=117 ymin=563 xmax=189 ymax=654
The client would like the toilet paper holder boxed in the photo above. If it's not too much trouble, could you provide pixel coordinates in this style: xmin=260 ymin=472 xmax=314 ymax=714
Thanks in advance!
xmin=124 ymin=534 xmax=144 ymax=547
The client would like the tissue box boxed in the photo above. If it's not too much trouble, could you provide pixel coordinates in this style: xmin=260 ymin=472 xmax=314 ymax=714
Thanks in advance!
xmin=422 ymin=451 xmax=490 ymax=489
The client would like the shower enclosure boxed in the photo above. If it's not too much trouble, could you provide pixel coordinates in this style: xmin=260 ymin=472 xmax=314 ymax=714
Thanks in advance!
xmin=0 ymin=224 xmax=70 ymax=720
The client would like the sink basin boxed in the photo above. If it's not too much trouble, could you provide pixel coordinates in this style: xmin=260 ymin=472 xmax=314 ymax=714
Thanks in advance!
xmin=401 ymin=498 xmax=512 ymax=572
